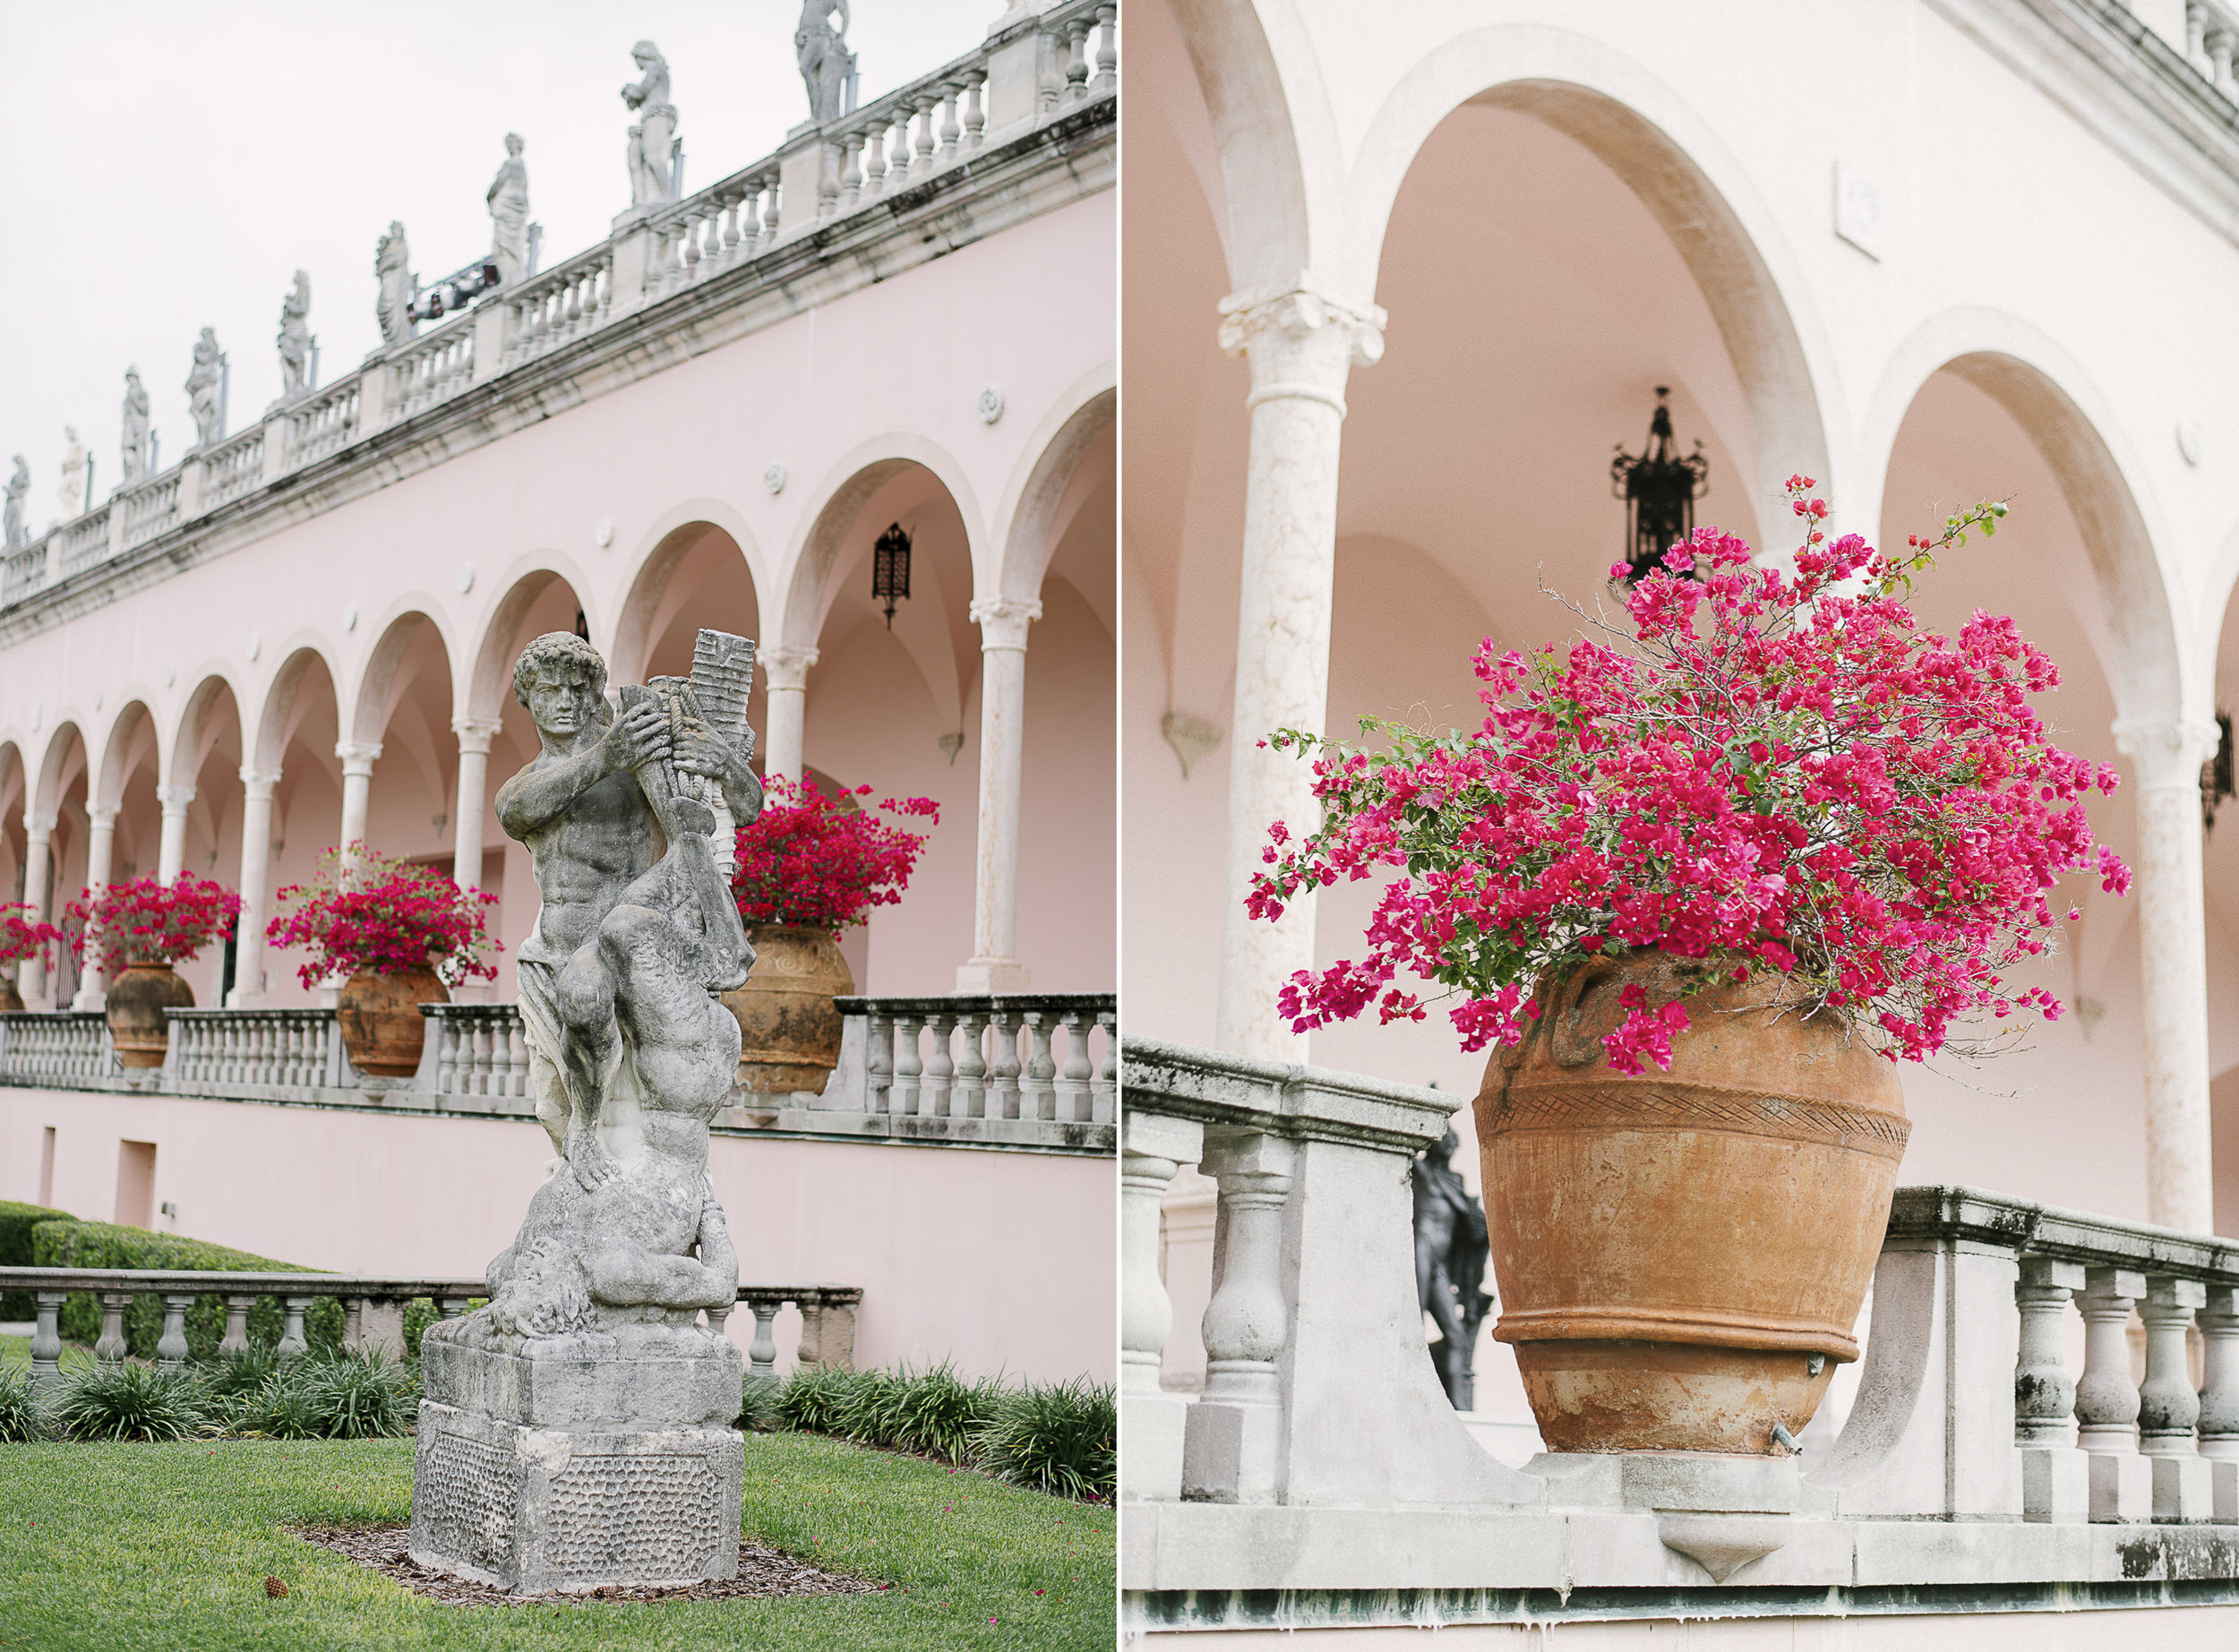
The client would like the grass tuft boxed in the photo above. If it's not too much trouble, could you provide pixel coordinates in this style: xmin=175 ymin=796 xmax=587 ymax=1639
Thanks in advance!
xmin=970 ymin=1377 xmax=1116 ymax=1501
xmin=47 ymin=1362 xmax=209 ymax=1443
xmin=0 ymin=1365 xmax=49 ymax=1442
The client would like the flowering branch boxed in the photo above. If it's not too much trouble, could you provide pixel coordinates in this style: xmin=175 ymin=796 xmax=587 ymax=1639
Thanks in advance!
xmin=266 ymin=844 xmax=501 ymax=991
xmin=66 ymin=876 xmax=239 ymax=978
xmin=730 ymin=777 xmax=938 ymax=933
xmin=0 ymin=903 xmax=63 ymax=972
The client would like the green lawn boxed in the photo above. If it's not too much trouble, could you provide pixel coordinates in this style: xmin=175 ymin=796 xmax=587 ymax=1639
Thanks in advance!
xmin=0 ymin=1431 xmax=1115 ymax=1650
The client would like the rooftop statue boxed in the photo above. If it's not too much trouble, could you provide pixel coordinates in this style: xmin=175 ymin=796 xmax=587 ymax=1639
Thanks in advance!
xmin=374 ymin=221 xmax=413 ymax=348
xmin=1413 ymin=1126 xmax=1493 ymax=1411
xmin=184 ymin=330 xmax=225 ymax=449
xmin=487 ymin=133 xmax=531 ymax=287
xmin=119 ymin=368 xmax=150 ymax=484
xmin=276 ymin=271 xmax=313 ymax=402
xmin=411 ymin=628 xmax=764 ymax=1595
xmin=57 ymin=427 xmax=86 ymax=521
xmin=796 ymin=0 xmax=855 ymax=124
xmin=622 ymin=41 xmax=677 ymax=208
xmin=3 ymin=456 xmax=28 ymax=550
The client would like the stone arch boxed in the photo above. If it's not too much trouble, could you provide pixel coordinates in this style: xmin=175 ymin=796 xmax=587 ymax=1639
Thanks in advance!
xmin=252 ymin=646 xmax=342 ymax=775
xmin=1343 ymin=28 xmax=1840 ymax=533
xmin=348 ymin=603 xmax=459 ymax=748
xmin=775 ymin=435 xmax=986 ymax=653
xmin=611 ymin=507 xmax=767 ymax=690
xmin=33 ymin=720 xmax=89 ymax=819
xmin=172 ymin=670 xmax=247 ymax=787
xmin=989 ymin=372 xmax=1116 ymax=605
xmin=1863 ymin=311 xmax=2183 ymax=724
xmin=94 ymin=699 xmax=161 ymax=810
xmin=466 ymin=561 xmax=596 ymax=725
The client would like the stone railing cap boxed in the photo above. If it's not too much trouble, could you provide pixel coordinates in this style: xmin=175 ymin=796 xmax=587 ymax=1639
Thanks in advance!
xmin=1888 ymin=1183 xmax=2239 ymax=1278
xmin=1121 ymin=1036 xmax=1458 ymax=1151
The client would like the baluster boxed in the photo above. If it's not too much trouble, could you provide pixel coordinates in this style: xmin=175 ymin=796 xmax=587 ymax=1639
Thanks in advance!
xmin=954 ymin=1007 xmax=989 ymax=1117
xmin=818 ymin=140 xmax=842 ymax=220
xmin=219 ymin=1294 xmax=253 ymax=1357
xmin=1092 ymin=8 xmax=1118 ymax=95
xmin=922 ymin=1011 xmax=956 ymax=1117
xmin=937 ymin=85 xmax=961 ymax=165
xmin=95 ymin=1292 xmax=130 ymax=1365
xmin=343 ymin=1297 xmax=365 ymax=1352
xmin=739 ymin=184 xmax=764 ymax=253
xmin=1024 ymin=1011 xmax=1058 ymax=1120
xmin=1065 ymin=15 xmax=1092 ymax=104
xmin=682 ymin=211 xmax=704 ymax=278
xmin=2215 ymin=28 xmax=2236 ymax=90
xmin=436 ymin=1014 xmax=458 ymax=1094
xmin=2192 ymin=1 xmax=2210 ymax=72
xmin=748 ymin=1303 xmax=780 ymax=1376
xmin=986 ymin=1008 xmax=1021 ymax=1120
xmin=2141 ymin=1275 xmax=2214 ymax=1519
xmin=596 ymin=260 xmax=614 ymax=325
xmin=2075 ymin=1267 xmax=2153 ymax=1520
xmin=865 ymin=1012 xmax=893 ymax=1114
xmin=1057 ymin=1009 xmax=1094 ymax=1122
xmin=911 ymin=93 xmax=939 ymax=176
xmin=838 ymin=133 xmax=863 ymax=211
xmin=862 ymin=120 xmax=888 ymax=199
xmin=1095 ymin=1008 xmax=1117 ymax=1123
xmin=156 ymin=1293 xmax=193 ymax=1373
xmin=1185 ymin=1129 xmax=1294 ymax=1502
xmin=507 ymin=1018 xmax=529 ymax=1098
xmin=708 ymin=1299 xmax=731 ymax=1341
xmin=470 ymin=1018 xmax=493 ymax=1098
xmin=718 ymin=195 xmax=740 ymax=263
xmin=278 ymin=1296 xmax=312 ymax=1359
xmin=890 ymin=114 xmax=914 ymax=189
xmin=437 ymin=1297 xmax=468 ymax=1322
xmin=662 ymin=222 xmax=685 ymax=289
xmin=30 ymin=1291 xmax=65 ymax=1386
xmin=1123 ymin=1110 xmax=1203 ymax=1501
xmin=763 ymin=174 xmax=783 ymax=242
xmin=963 ymin=72 xmax=987 ymax=151
xmin=2201 ymin=1285 xmax=2239 ymax=1520
xmin=891 ymin=1013 xmax=923 ymax=1116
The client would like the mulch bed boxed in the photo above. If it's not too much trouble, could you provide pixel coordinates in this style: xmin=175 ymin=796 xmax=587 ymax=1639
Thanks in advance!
xmin=291 ymin=1524 xmax=882 ymax=1607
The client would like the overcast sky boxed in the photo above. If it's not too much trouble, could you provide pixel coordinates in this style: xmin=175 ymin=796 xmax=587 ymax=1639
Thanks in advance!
xmin=1 ymin=0 xmax=1001 ymax=529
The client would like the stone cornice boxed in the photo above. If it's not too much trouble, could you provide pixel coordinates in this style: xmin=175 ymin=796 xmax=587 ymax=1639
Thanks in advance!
xmin=0 ymin=99 xmax=1113 ymax=650
xmin=1926 ymin=0 xmax=2239 ymax=245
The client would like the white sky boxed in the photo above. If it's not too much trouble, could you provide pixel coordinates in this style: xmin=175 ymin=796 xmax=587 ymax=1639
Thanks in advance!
xmin=0 ymin=0 xmax=1002 ymax=528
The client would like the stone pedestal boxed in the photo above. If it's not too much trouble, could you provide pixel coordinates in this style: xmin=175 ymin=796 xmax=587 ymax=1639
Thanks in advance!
xmin=410 ymin=1322 xmax=744 ymax=1594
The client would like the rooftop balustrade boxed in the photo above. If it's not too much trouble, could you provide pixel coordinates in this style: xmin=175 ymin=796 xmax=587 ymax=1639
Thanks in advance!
xmin=1121 ymin=1039 xmax=2239 ymax=1632
xmin=0 ymin=992 xmax=1113 ymax=1156
xmin=0 ymin=0 xmax=1115 ymax=630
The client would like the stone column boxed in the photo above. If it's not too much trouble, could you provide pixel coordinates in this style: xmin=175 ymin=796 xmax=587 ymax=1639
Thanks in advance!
xmin=762 ymin=646 xmax=817 ymax=785
xmin=450 ymin=717 xmax=501 ymax=891
xmin=1212 ymin=282 xmax=1385 ymax=1061
xmin=156 ymin=783 xmax=194 ymax=882
xmin=228 ymin=767 xmax=281 ymax=1006
xmin=335 ymin=740 xmax=382 ymax=861
xmin=69 ymin=803 xmax=118 ymax=1011
xmin=2114 ymin=716 xmax=2221 ymax=1233
xmin=17 ymin=813 xmax=54 ymax=1007
xmin=958 ymin=595 xmax=1040 ymax=993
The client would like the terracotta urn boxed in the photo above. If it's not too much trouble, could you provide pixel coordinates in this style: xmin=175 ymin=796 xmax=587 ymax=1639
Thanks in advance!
xmin=105 ymin=962 xmax=195 ymax=1069
xmin=1474 ymin=947 xmax=1909 ymax=1456
xmin=0 ymin=978 xmax=21 ymax=1014
xmin=723 ymin=925 xmax=854 ymax=1095
xmin=338 ymin=966 xmax=450 ymax=1077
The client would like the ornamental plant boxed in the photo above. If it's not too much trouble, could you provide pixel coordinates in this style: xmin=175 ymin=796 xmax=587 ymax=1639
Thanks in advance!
xmin=266 ymin=845 xmax=500 ymax=991
xmin=1248 ymin=479 xmax=2130 ymax=1074
xmin=66 ymin=875 xmax=239 ymax=978
xmin=0 ymin=902 xmax=61 ymax=972
xmin=730 ymin=777 xmax=939 ymax=933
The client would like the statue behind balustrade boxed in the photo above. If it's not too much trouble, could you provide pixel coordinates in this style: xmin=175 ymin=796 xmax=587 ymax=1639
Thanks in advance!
xmin=119 ymin=369 xmax=150 ymax=484
xmin=276 ymin=271 xmax=313 ymax=402
xmin=374 ymin=221 xmax=413 ymax=348
xmin=622 ymin=42 xmax=677 ymax=208
xmin=796 ymin=0 xmax=855 ymax=124
xmin=1414 ymin=1126 xmax=1493 ymax=1411
xmin=184 ymin=330 xmax=225 ymax=449
xmin=487 ymin=134 xmax=532 ymax=286
xmin=3 ymin=456 xmax=28 ymax=550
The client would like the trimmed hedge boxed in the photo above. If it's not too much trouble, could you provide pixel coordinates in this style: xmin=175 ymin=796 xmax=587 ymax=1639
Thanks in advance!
xmin=0 ymin=1201 xmax=73 ymax=1321
xmin=30 ymin=1219 xmax=345 ymax=1361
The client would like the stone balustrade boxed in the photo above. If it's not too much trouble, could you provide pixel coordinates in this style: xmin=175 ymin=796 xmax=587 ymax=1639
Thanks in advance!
xmin=0 ymin=0 xmax=1114 ymax=621
xmin=420 ymin=1002 xmax=531 ymax=1105
xmin=0 ymin=1011 xmax=116 ymax=1082
xmin=0 ymin=1266 xmax=861 ymax=1385
xmin=165 ymin=1006 xmax=359 ymax=1092
xmin=1121 ymin=1039 xmax=2239 ymax=1631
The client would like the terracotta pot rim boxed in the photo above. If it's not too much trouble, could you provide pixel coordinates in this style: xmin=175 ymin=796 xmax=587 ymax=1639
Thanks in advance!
xmin=1494 ymin=1307 xmax=1859 ymax=1361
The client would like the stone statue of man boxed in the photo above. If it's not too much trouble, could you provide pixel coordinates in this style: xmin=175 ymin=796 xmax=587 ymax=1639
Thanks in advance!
xmin=1413 ymin=1126 xmax=1492 ymax=1410
xmin=57 ymin=428 xmax=86 ymax=520
xmin=795 ymin=0 xmax=854 ymax=124
xmin=412 ymin=629 xmax=765 ymax=1595
xmin=276 ymin=271 xmax=313 ymax=401
xmin=622 ymin=41 xmax=677 ymax=207
xmin=119 ymin=369 xmax=151 ymax=483
xmin=486 ymin=133 xmax=531 ymax=287
xmin=3 ymin=456 xmax=28 ymax=550
xmin=374 ymin=221 xmax=413 ymax=347
xmin=184 ymin=330 xmax=225 ymax=449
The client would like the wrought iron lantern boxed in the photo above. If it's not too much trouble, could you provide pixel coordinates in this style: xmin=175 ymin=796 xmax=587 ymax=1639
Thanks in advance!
xmin=1610 ymin=387 xmax=1710 ymax=581
xmin=871 ymin=523 xmax=912 ymax=628
xmin=2205 ymin=711 xmax=2235 ymax=833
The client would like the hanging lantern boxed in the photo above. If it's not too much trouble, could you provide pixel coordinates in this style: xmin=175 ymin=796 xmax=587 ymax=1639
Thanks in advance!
xmin=2204 ymin=711 xmax=2235 ymax=834
xmin=1609 ymin=387 xmax=1710 ymax=582
xmin=872 ymin=523 xmax=912 ymax=629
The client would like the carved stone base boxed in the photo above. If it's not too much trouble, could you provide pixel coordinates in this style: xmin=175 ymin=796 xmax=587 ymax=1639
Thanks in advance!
xmin=420 ymin=1321 xmax=743 ymax=1428
xmin=409 ymin=1399 xmax=743 ymax=1594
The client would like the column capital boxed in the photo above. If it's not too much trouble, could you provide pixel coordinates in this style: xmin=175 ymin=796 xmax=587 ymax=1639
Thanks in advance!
xmin=155 ymin=783 xmax=196 ymax=814
xmin=21 ymin=811 xmax=56 ymax=842
xmin=2114 ymin=715 xmax=2221 ymax=790
xmin=969 ymin=594 xmax=1042 ymax=650
xmin=239 ymin=766 xmax=282 ymax=800
xmin=1215 ymin=276 xmax=1386 ymax=412
xmin=86 ymin=803 xmax=119 ymax=831
xmin=450 ymin=716 xmax=502 ymax=754
xmin=762 ymin=645 xmax=819 ymax=690
xmin=335 ymin=740 xmax=383 ymax=775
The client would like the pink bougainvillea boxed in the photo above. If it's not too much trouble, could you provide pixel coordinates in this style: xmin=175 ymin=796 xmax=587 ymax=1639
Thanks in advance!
xmin=266 ymin=845 xmax=500 ymax=990
xmin=731 ymin=777 xmax=939 ymax=933
xmin=67 ymin=876 xmax=240 ymax=976
xmin=0 ymin=902 xmax=63 ymax=972
xmin=1248 ymin=481 xmax=2130 ymax=1074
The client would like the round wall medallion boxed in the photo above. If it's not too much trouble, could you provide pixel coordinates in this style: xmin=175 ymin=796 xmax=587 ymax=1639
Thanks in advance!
xmin=595 ymin=518 xmax=614 ymax=548
xmin=764 ymin=464 xmax=786 ymax=495
xmin=978 ymin=387 xmax=1004 ymax=424
xmin=2179 ymin=418 xmax=2205 ymax=466
xmin=245 ymin=632 xmax=261 ymax=662
xmin=457 ymin=563 xmax=476 ymax=594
